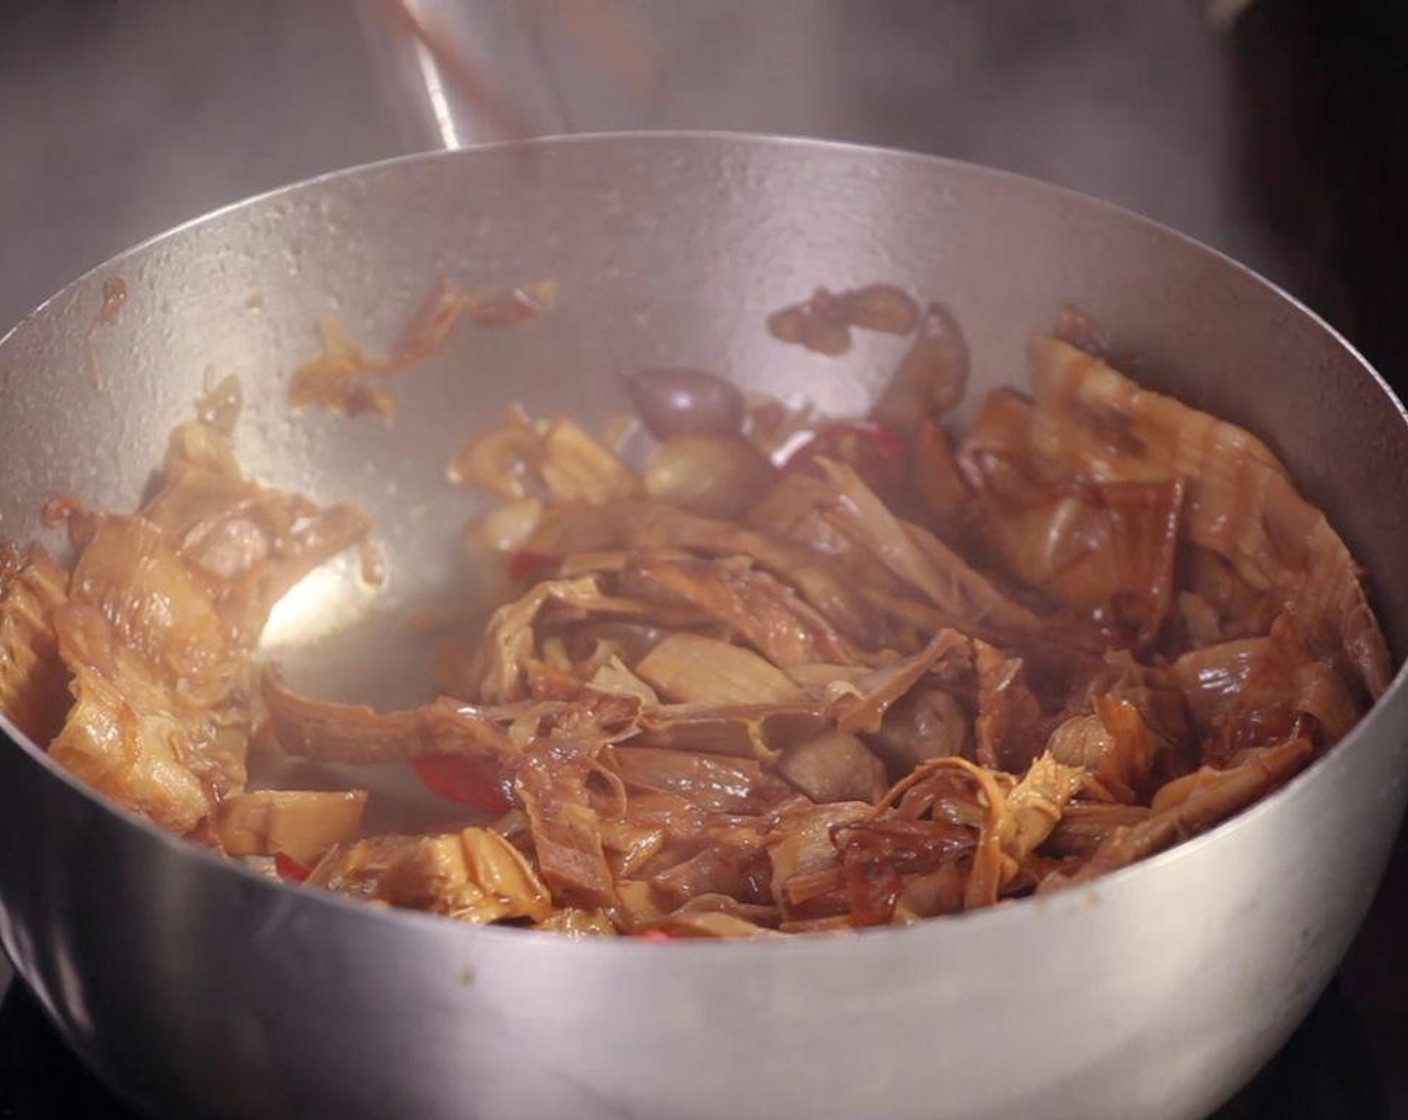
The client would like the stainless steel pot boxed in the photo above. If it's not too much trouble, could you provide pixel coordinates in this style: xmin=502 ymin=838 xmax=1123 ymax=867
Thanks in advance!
xmin=1 ymin=134 xmax=1405 ymax=1120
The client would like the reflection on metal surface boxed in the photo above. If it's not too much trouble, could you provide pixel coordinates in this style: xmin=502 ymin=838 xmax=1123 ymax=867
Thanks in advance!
xmin=413 ymin=38 xmax=464 ymax=151
xmin=261 ymin=560 xmax=375 ymax=651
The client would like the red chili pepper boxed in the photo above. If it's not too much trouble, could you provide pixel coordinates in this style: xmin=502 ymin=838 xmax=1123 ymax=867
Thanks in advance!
xmin=783 ymin=422 xmax=909 ymax=501
xmin=508 ymin=550 xmax=551 ymax=581
xmin=637 ymin=928 xmax=674 ymax=941
xmin=274 ymin=851 xmax=312 ymax=883
xmin=412 ymin=756 xmax=514 ymax=815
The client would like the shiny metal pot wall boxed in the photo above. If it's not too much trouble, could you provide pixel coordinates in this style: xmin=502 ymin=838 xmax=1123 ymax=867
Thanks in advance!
xmin=1 ymin=135 xmax=1406 ymax=1120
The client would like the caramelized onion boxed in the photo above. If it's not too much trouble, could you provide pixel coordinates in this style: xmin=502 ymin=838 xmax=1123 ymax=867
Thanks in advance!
xmin=644 ymin=434 xmax=777 ymax=519
xmin=777 ymin=731 xmax=887 ymax=804
xmin=767 ymin=288 xmax=852 ymax=356
xmin=843 ymin=284 xmax=920 ymax=335
xmin=626 ymin=367 xmax=746 ymax=439
xmin=1054 ymin=303 xmax=1112 ymax=359
xmin=768 ymin=283 xmax=922 ymax=355
xmin=871 ymin=301 xmax=969 ymax=433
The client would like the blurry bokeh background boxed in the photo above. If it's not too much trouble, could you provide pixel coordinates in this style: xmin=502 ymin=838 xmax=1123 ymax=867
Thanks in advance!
xmin=1 ymin=0 xmax=1406 ymax=1114
xmin=4 ymin=0 xmax=1406 ymax=382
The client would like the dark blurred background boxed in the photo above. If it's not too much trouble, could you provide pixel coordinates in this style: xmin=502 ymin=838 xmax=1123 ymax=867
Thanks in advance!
xmin=4 ymin=0 xmax=1408 ymax=379
xmin=1 ymin=1 xmax=1406 ymax=1117
xmin=2 ymin=0 xmax=1402 ymax=358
